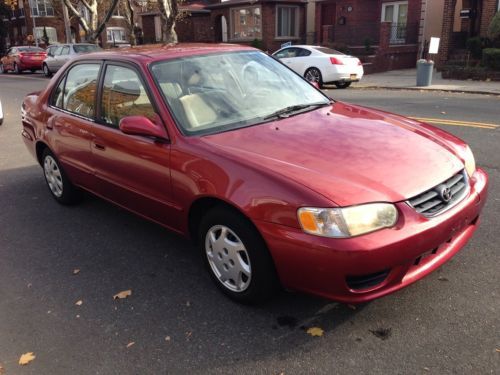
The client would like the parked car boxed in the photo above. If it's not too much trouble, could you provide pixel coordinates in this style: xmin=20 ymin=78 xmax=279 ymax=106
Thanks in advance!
xmin=43 ymin=43 xmax=101 ymax=77
xmin=0 ymin=99 xmax=3 ymax=125
xmin=272 ymin=45 xmax=364 ymax=89
xmin=21 ymin=44 xmax=488 ymax=304
xmin=0 ymin=46 xmax=47 ymax=74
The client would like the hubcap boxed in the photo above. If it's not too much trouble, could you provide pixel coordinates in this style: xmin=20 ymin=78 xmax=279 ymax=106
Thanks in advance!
xmin=43 ymin=155 xmax=63 ymax=197
xmin=44 ymin=65 xmax=48 ymax=75
xmin=205 ymin=225 xmax=251 ymax=292
xmin=305 ymin=69 xmax=320 ymax=83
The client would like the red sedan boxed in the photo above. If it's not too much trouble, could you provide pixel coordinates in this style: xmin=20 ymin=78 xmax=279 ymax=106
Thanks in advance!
xmin=21 ymin=44 xmax=488 ymax=304
xmin=1 ymin=46 xmax=47 ymax=74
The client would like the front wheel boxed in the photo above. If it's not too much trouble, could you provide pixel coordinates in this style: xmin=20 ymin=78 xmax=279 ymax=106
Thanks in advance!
xmin=335 ymin=81 xmax=352 ymax=89
xmin=199 ymin=206 xmax=280 ymax=304
xmin=304 ymin=68 xmax=323 ymax=88
xmin=42 ymin=148 xmax=82 ymax=205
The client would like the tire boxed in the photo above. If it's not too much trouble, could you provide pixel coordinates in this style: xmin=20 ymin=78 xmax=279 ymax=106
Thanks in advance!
xmin=43 ymin=64 xmax=52 ymax=77
xmin=199 ymin=206 xmax=280 ymax=304
xmin=42 ymin=148 xmax=82 ymax=205
xmin=13 ymin=63 xmax=21 ymax=74
xmin=335 ymin=81 xmax=352 ymax=89
xmin=304 ymin=68 xmax=323 ymax=88
xmin=0 ymin=64 xmax=6 ymax=74
xmin=30 ymin=69 xmax=36 ymax=73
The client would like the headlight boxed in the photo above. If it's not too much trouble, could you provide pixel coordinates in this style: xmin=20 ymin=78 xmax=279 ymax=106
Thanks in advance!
xmin=298 ymin=203 xmax=398 ymax=238
xmin=463 ymin=145 xmax=476 ymax=177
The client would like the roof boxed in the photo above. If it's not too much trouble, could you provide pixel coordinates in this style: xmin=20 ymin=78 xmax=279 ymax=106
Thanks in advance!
xmin=206 ymin=0 xmax=307 ymax=9
xmin=75 ymin=43 xmax=256 ymax=63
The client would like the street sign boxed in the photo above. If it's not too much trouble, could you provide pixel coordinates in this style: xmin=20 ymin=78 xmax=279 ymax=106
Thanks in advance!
xmin=429 ymin=37 xmax=440 ymax=54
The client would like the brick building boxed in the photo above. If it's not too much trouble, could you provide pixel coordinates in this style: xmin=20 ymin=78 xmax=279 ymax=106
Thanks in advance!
xmin=438 ymin=0 xmax=500 ymax=66
xmin=1 ymin=0 xmax=130 ymax=50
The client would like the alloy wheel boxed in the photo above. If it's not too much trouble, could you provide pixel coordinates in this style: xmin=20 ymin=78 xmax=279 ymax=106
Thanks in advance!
xmin=205 ymin=225 xmax=252 ymax=292
xmin=43 ymin=155 xmax=64 ymax=197
xmin=305 ymin=68 xmax=321 ymax=83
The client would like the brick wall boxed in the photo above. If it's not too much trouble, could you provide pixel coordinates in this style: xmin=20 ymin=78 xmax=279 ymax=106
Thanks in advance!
xmin=480 ymin=0 xmax=499 ymax=37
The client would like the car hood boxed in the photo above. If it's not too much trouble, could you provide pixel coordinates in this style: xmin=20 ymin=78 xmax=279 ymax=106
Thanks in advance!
xmin=200 ymin=102 xmax=464 ymax=206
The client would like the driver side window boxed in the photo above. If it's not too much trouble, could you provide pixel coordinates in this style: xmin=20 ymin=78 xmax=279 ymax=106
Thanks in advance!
xmin=100 ymin=65 xmax=156 ymax=128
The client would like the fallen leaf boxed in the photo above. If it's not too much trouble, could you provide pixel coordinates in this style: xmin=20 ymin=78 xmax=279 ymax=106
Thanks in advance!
xmin=27 ymin=283 xmax=32 ymax=288
xmin=165 ymin=336 xmax=171 ymax=341
xmin=0 ymin=363 xmax=5 ymax=374
xmin=438 ymin=276 xmax=449 ymax=281
xmin=185 ymin=331 xmax=192 ymax=340
xmin=126 ymin=341 xmax=135 ymax=348
xmin=19 ymin=352 xmax=36 ymax=365
xmin=76 ymin=315 xmax=80 ymax=318
xmin=441 ymin=111 xmax=447 ymax=115
xmin=113 ymin=290 xmax=132 ymax=300
xmin=75 ymin=300 xmax=83 ymax=306
xmin=73 ymin=269 xmax=80 ymax=275
xmin=347 ymin=304 xmax=357 ymax=310
xmin=306 ymin=327 xmax=324 ymax=337
xmin=423 ymin=367 xmax=430 ymax=372
xmin=496 ymin=348 xmax=500 ymax=352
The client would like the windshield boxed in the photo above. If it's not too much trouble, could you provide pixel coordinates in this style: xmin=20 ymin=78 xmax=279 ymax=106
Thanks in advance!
xmin=73 ymin=44 xmax=101 ymax=53
xmin=313 ymin=47 xmax=345 ymax=55
xmin=19 ymin=47 xmax=44 ymax=52
xmin=150 ymin=51 xmax=329 ymax=135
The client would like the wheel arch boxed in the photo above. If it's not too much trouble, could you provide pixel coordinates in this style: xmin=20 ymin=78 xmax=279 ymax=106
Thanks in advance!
xmin=35 ymin=141 xmax=50 ymax=166
xmin=188 ymin=196 xmax=262 ymax=245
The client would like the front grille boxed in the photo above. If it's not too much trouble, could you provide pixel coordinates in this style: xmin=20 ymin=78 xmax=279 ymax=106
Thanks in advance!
xmin=408 ymin=170 xmax=469 ymax=217
xmin=346 ymin=270 xmax=390 ymax=290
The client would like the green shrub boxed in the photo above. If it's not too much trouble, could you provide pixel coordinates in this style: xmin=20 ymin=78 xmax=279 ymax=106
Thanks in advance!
xmin=482 ymin=48 xmax=500 ymax=70
xmin=466 ymin=36 xmax=483 ymax=59
xmin=251 ymin=39 xmax=264 ymax=51
xmin=488 ymin=12 xmax=500 ymax=45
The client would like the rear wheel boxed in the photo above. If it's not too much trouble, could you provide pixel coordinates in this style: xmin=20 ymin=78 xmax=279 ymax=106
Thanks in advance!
xmin=13 ymin=63 xmax=21 ymax=74
xmin=199 ymin=206 xmax=280 ymax=304
xmin=42 ymin=148 xmax=82 ymax=205
xmin=335 ymin=81 xmax=351 ymax=89
xmin=0 ymin=64 xmax=6 ymax=74
xmin=304 ymin=68 xmax=323 ymax=88
xmin=43 ymin=64 xmax=52 ymax=77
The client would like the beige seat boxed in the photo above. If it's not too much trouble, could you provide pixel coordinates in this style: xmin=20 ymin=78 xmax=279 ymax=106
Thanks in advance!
xmin=160 ymin=82 xmax=183 ymax=99
xmin=179 ymin=93 xmax=217 ymax=129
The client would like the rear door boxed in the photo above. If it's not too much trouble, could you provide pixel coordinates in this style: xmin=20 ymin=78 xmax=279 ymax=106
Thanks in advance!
xmin=91 ymin=62 xmax=176 ymax=227
xmin=45 ymin=62 xmax=102 ymax=190
xmin=55 ymin=45 xmax=70 ymax=70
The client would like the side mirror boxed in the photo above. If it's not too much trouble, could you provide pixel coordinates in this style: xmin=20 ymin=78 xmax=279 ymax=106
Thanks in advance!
xmin=119 ymin=116 xmax=169 ymax=141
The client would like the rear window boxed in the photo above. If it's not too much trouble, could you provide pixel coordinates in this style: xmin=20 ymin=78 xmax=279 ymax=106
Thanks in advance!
xmin=313 ymin=47 xmax=345 ymax=55
xmin=73 ymin=44 xmax=101 ymax=53
xmin=18 ymin=47 xmax=45 ymax=53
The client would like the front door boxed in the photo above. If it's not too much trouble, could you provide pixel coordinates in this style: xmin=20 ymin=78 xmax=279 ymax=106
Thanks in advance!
xmin=321 ymin=4 xmax=336 ymax=43
xmin=91 ymin=63 xmax=176 ymax=228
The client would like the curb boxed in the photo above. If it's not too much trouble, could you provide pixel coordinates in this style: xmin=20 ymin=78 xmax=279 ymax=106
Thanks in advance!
xmin=349 ymin=85 xmax=500 ymax=96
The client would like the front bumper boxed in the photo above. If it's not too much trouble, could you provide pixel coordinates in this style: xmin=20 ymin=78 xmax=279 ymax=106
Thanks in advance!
xmin=255 ymin=168 xmax=488 ymax=303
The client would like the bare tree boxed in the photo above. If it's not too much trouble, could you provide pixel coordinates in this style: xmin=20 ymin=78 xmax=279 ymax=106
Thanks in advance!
xmin=122 ymin=0 xmax=136 ymax=45
xmin=157 ymin=0 xmax=180 ymax=44
xmin=61 ymin=0 xmax=121 ymax=43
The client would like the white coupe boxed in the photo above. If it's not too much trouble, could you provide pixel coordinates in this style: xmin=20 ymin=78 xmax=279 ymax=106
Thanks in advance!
xmin=272 ymin=45 xmax=364 ymax=89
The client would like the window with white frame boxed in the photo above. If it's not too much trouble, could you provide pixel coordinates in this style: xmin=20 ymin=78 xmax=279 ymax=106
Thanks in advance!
xmin=276 ymin=6 xmax=299 ymax=38
xmin=107 ymin=27 xmax=127 ymax=43
xmin=381 ymin=1 xmax=408 ymax=24
xmin=31 ymin=0 xmax=55 ymax=17
xmin=34 ymin=26 xmax=58 ymax=43
xmin=230 ymin=6 xmax=261 ymax=40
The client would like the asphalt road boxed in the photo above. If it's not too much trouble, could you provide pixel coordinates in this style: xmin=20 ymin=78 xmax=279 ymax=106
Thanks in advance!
xmin=0 ymin=73 xmax=499 ymax=374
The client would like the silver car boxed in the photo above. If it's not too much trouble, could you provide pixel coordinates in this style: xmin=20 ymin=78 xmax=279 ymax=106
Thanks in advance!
xmin=43 ymin=43 xmax=101 ymax=77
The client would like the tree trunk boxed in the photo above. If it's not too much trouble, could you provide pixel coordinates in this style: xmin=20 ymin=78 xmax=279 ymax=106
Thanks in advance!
xmin=158 ymin=0 xmax=179 ymax=44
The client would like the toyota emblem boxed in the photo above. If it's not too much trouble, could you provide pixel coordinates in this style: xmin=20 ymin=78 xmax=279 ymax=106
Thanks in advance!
xmin=439 ymin=186 xmax=452 ymax=202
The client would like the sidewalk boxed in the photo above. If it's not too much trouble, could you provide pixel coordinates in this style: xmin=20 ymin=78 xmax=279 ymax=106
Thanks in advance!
xmin=352 ymin=69 xmax=500 ymax=95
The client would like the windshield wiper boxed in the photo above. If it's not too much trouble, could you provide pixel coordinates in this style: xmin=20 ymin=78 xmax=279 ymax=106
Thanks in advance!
xmin=262 ymin=102 xmax=330 ymax=121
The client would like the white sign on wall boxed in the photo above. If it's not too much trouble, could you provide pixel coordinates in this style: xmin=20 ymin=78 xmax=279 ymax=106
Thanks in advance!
xmin=429 ymin=37 xmax=440 ymax=54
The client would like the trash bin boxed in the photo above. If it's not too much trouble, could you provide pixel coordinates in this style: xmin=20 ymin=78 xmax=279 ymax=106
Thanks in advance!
xmin=416 ymin=59 xmax=434 ymax=87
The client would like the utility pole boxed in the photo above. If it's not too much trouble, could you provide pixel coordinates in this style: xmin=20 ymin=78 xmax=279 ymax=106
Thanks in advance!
xmin=62 ymin=2 xmax=72 ymax=43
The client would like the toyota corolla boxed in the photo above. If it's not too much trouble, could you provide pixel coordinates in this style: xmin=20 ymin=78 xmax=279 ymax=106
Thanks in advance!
xmin=20 ymin=44 xmax=488 ymax=304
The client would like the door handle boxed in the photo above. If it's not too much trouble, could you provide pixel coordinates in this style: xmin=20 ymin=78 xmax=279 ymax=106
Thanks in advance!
xmin=93 ymin=142 xmax=105 ymax=151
